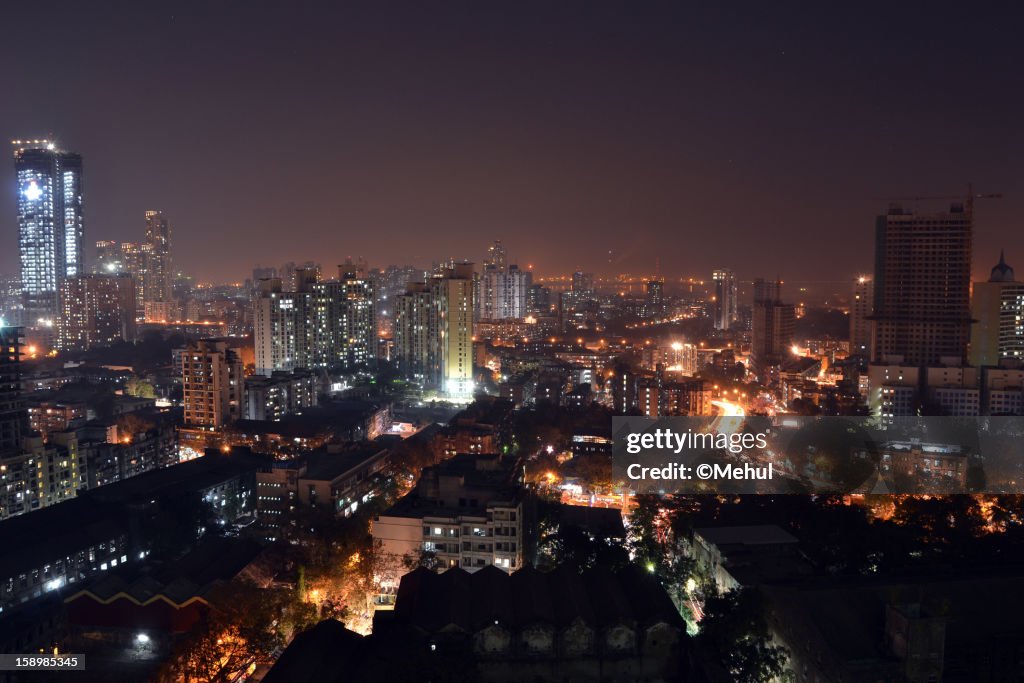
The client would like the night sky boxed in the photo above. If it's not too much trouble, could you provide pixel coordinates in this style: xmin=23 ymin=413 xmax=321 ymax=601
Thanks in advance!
xmin=2 ymin=2 xmax=1021 ymax=284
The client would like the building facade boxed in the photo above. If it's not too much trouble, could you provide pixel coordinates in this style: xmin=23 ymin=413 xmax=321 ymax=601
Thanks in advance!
xmin=850 ymin=276 xmax=873 ymax=359
xmin=143 ymin=210 xmax=173 ymax=311
xmin=58 ymin=274 xmax=136 ymax=351
xmin=712 ymin=268 xmax=737 ymax=331
xmin=253 ymin=267 xmax=376 ymax=376
xmin=244 ymin=369 xmax=318 ymax=421
xmin=751 ymin=278 xmax=795 ymax=374
xmin=872 ymin=202 xmax=972 ymax=366
xmin=971 ymin=252 xmax=1024 ymax=367
xmin=393 ymin=263 xmax=475 ymax=397
xmin=373 ymin=454 xmax=523 ymax=576
xmin=14 ymin=140 xmax=84 ymax=327
xmin=182 ymin=339 xmax=245 ymax=428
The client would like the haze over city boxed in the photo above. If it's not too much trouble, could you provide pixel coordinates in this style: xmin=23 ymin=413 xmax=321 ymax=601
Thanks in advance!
xmin=5 ymin=4 xmax=1024 ymax=681
xmin=2 ymin=1 xmax=1022 ymax=282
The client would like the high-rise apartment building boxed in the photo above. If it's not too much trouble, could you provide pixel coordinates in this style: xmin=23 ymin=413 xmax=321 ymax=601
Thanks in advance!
xmin=476 ymin=264 xmax=531 ymax=321
xmin=143 ymin=210 xmax=173 ymax=318
xmin=394 ymin=281 xmax=436 ymax=384
xmin=394 ymin=263 xmax=475 ymax=397
xmin=95 ymin=240 xmax=124 ymax=275
xmin=850 ymin=276 xmax=874 ymax=359
xmin=182 ymin=339 xmax=244 ymax=428
xmin=437 ymin=263 xmax=475 ymax=398
xmin=475 ymin=241 xmax=530 ymax=322
xmin=751 ymin=278 xmax=795 ymax=370
xmin=0 ymin=325 xmax=84 ymax=519
xmin=867 ymin=199 xmax=979 ymax=416
xmin=871 ymin=202 xmax=972 ymax=366
xmin=14 ymin=139 xmax=84 ymax=327
xmin=97 ymin=240 xmax=151 ymax=319
xmin=644 ymin=279 xmax=665 ymax=319
xmin=91 ymin=212 xmax=175 ymax=323
xmin=326 ymin=263 xmax=377 ymax=369
xmin=485 ymin=240 xmax=507 ymax=270
xmin=58 ymin=274 xmax=136 ymax=351
xmin=253 ymin=266 xmax=376 ymax=376
xmin=970 ymin=252 xmax=1024 ymax=367
xmin=712 ymin=269 xmax=737 ymax=331
xmin=0 ymin=326 xmax=26 ymax=457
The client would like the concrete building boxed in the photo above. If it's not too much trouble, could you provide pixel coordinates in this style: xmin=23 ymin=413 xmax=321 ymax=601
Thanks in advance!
xmin=142 ymin=210 xmax=173 ymax=315
xmin=751 ymin=278 xmax=795 ymax=378
xmin=0 ymin=431 xmax=84 ymax=520
xmin=244 ymin=369 xmax=318 ymax=421
xmin=712 ymin=268 xmax=737 ymax=330
xmin=256 ymin=446 xmax=390 ymax=541
xmin=437 ymin=263 xmax=475 ymax=398
xmin=850 ymin=275 xmax=873 ymax=359
xmin=689 ymin=525 xmax=800 ymax=592
xmin=970 ymin=251 xmax=1024 ymax=367
xmin=393 ymin=281 xmax=436 ymax=385
xmin=878 ymin=441 xmax=968 ymax=490
xmin=872 ymin=202 xmax=972 ymax=366
xmin=265 ymin=562 xmax=685 ymax=683
xmin=57 ymin=274 xmax=136 ymax=351
xmin=182 ymin=339 xmax=244 ymax=428
xmin=0 ymin=326 xmax=27 ymax=457
xmin=983 ymin=363 xmax=1024 ymax=415
xmin=253 ymin=267 xmax=376 ymax=376
xmin=373 ymin=454 xmax=523 ymax=577
xmin=393 ymin=263 xmax=475 ymax=397
xmin=476 ymin=245 xmax=531 ymax=321
xmin=0 ymin=452 xmax=261 ymax=611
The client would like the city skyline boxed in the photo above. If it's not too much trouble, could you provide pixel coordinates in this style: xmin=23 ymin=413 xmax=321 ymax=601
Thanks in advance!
xmin=2 ymin=2 xmax=1022 ymax=282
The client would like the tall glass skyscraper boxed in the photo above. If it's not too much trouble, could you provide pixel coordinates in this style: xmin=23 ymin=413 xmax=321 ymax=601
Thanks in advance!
xmin=13 ymin=139 xmax=84 ymax=326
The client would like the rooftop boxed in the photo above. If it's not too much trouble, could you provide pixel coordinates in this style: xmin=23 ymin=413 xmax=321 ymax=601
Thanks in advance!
xmin=694 ymin=524 xmax=798 ymax=548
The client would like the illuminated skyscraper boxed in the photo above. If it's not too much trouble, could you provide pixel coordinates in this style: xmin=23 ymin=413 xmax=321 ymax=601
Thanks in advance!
xmin=143 ymin=210 xmax=173 ymax=316
xmin=120 ymin=241 xmax=152 ymax=318
xmin=970 ymin=251 xmax=1024 ymax=367
xmin=644 ymin=279 xmax=665 ymax=319
xmin=564 ymin=271 xmax=595 ymax=312
xmin=253 ymin=266 xmax=376 ymax=376
xmin=712 ymin=269 xmax=737 ymax=330
xmin=182 ymin=339 xmax=244 ymax=428
xmin=58 ymin=274 xmax=137 ymax=351
xmin=13 ymin=139 xmax=84 ymax=326
xmin=751 ymin=278 xmax=794 ymax=373
xmin=476 ymin=264 xmax=531 ymax=321
xmin=850 ymin=276 xmax=874 ymax=359
xmin=436 ymin=262 xmax=475 ymax=398
xmin=485 ymin=240 xmax=507 ymax=270
xmin=871 ymin=202 xmax=972 ymax=366
xmin=395 ymin=282 xmax=436 ymax=383
xmin=94 ymin=240 xmax=124 ymax=275
xmin=394 ymin=262 xmax=475 ymax=396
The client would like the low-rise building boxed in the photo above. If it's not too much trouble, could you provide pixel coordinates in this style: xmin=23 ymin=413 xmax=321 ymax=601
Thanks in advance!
xmin=244 ymin=369 xmax=319 ymax=421
xmin=373 ymin=454 xmax=524 ymax=579
xmin=255 ymin=445 xmax=390 ymax=541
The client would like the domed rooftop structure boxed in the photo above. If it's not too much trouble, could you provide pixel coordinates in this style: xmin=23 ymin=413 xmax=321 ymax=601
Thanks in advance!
xmin=990 ymin=249 xmax=1015 ymax=282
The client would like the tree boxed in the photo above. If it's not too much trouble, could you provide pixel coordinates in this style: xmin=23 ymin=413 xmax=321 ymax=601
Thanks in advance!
xmin=116 ymin=412 xmax=155 ymax=440
xmin=157 ymin=581 xmax=314 ymax=683
xmin=125 ymin=375 xmax=156 ymax=399
xmin=697 ymin=588 xmax=788 ymax=683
